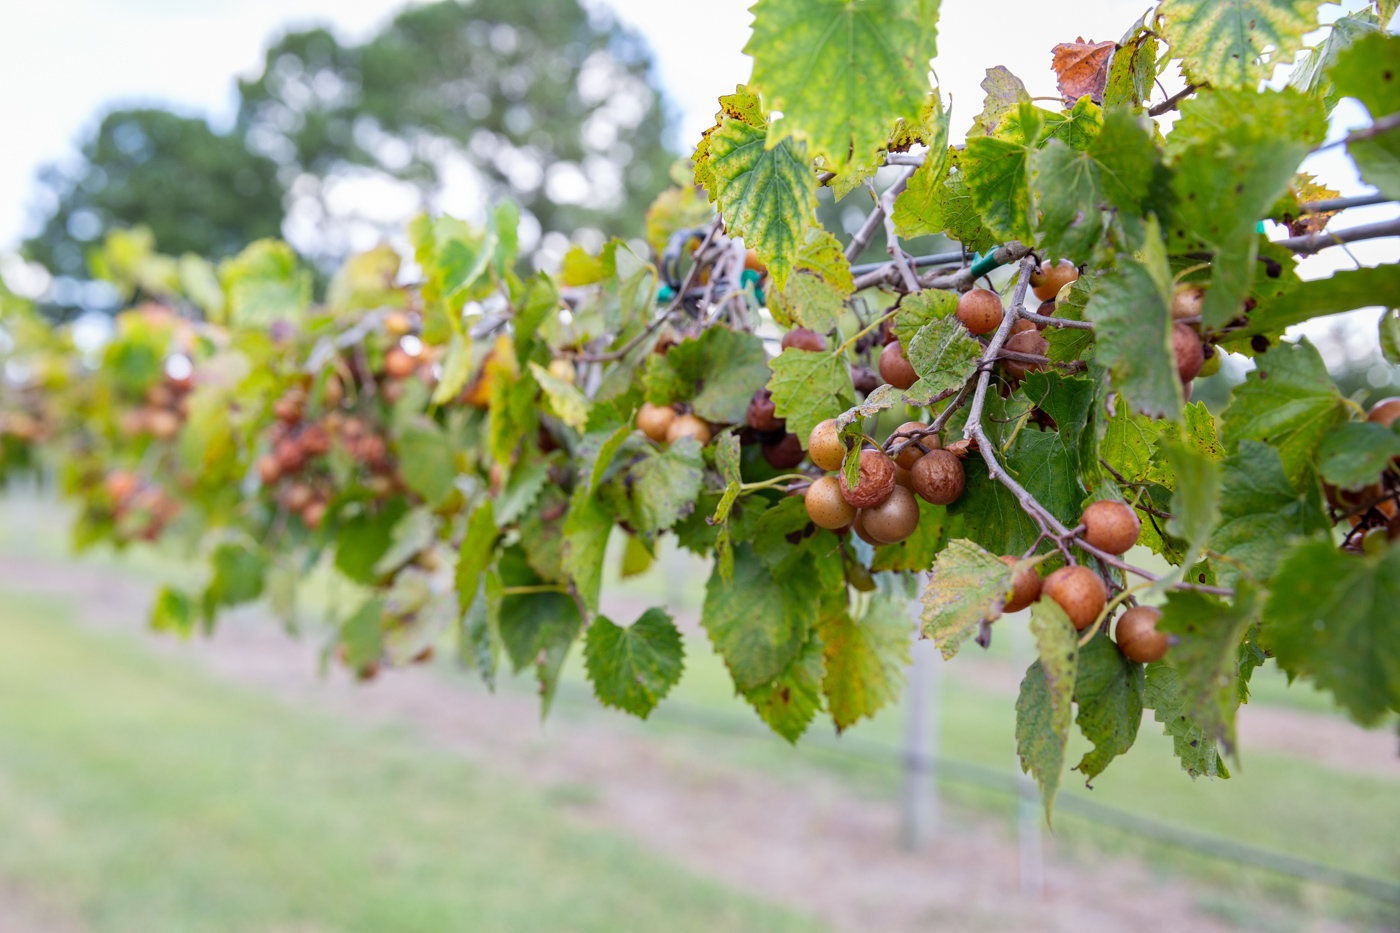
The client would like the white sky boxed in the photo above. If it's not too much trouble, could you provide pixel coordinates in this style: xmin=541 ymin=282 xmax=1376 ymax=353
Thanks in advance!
xmin=0 ymin=0 xmax=1394 ymax=358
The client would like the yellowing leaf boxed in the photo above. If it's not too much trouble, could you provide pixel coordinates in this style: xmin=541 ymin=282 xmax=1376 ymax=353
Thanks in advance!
xmin=1158 ymin=0 xmax=1325 ymax=88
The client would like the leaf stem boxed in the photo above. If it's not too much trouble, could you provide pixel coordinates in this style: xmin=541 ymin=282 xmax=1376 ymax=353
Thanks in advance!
xmin=500 ymin=584 xmax=570 ymax=596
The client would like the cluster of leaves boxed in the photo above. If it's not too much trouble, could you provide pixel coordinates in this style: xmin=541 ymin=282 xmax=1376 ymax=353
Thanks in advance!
xmin=1 ymin=0 xmax=1398 ymax=815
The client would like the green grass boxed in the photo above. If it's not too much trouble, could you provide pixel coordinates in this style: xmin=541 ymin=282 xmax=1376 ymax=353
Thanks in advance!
xmin=0 ymin=589 xmax=830 ymax=933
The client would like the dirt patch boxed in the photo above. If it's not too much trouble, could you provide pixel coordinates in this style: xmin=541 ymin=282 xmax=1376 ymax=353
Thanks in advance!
xmin=0 ymin=556 xmax=1374 ymax=933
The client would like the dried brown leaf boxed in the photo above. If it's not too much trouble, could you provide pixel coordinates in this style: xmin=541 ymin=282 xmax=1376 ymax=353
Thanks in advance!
xmin=1051 ymin=38 xmax=1117 ymax=107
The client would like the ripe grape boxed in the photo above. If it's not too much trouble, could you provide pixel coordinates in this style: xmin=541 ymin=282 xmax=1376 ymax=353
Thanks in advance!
xmin=910 ymin=449 xmax=965 ymax=505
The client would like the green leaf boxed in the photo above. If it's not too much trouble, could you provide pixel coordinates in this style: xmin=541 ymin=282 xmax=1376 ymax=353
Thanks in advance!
xmin=745 ymin=0 xmax=940 ymax=167
xmin=219 ymin=239 xmax=312 ymax=327
xmin=338 ymin=598 xmax=385 ymax=672
xmin=1073 ymin=634 xmax=1144 ymax=783
xmin=1158 ymin=0 xmax=1325 ymax=88
xmin=902 ymin=316 xmax=982 ymax=406
xmin=1015 ymin=600 xmax=1079 ymax=820
xmin=766 ymin=348 xmax=857 ymax=449
xmin=455 ymin=501 xmax=498 ymax=616
xmin=395 ymin=416 xmax=456 ymax=506
xmin=1022 ymin=371 xmax=1097 ymax=479
xmin=819 ymin=592 xmax=911 ymax=731
xmin=769 ymin=227 xmax=855 ymax=334
xmin=892 ymin=288 xmax=957 ymax=351
xmin=1213 ymin=440 xmax=1328 ymax=588
xmin=1168 ymin=89 xmax=1327 ymax=329
xmin=968 ymin=66 xmax=1031 ymax=138
xmin=526 ymin=361 xmax=590 ymax=431
xmin=643 ymin=326 xmax=771 ymax=424
xmin=1331 ymin=32 xmax=1400 ymax=197
xmin=496 ymin=547 xmax=582 ymax=714
xmin=892 ymin=106 xmax=953 ymax=238
xmin=1143 ymin=661 xmax=1230 ymax=779
xmin=561 ymin=487 xmax=613 ymax=612
xmin=373 ymin=507 xmax=437 ymax=577
xmin=1221 ymin=338 xmax=1347 ymax=488
xmin=939 ymin=161 xmax=997 ymax=253
xmin=1164 ymin=440 xmax=1222 ymax=568
xmin=1318 ymin=421 xmax=1400 ymax=490
xmin=743 ymin=631 xmax=826 ymax=743
xmin=920 ymin=538 xmax=1013 ymax=659
xmin=702 ymin=543 xmax=815 ymax=691
xmin=1381 ymin=308 xmax=1400 ymax=366
xmin=1030 ymin=107 xmax=1157 ymax=262
xmin=1104 ymin=21 xmax=1159 ymax=110
xmin=961 ymin=132 xmax=1032 ymax=243
xmin=431 ymin=333 xmax=473 ymax=405
xmin=871 ymin=498 xmax=948 ymax=571
xmin=1102 ymin=403 xmax=1163 ymax=484
xmin=1223 ymin=265 xmax=1400 ymax=350
xmin=1265 ymin=537 xmax=1400 ymax=726
xmin=706 ymin=117 xmax=817 ymax=289
xmin=1084 ymin=220 xmax=1182 ymax=420
xmin=584 ymin=607 xmax=685 ymax=719
xmin=1288 ymin=12 xmax=1380 ymax=110
xmin=335 ymin=499 xmax=408 ymax=584
xmin=1156 ymin=585 xmax=1260 ymax=755
xmin=494 ymin=457 xmax=549 ymax=528
xmin=630 ymin=437 xmax=704 ymax=534
xmin=205 ymin=541 xmax=268 ymax=612
xmin=150 ymin=586 xmax=196 ymax=637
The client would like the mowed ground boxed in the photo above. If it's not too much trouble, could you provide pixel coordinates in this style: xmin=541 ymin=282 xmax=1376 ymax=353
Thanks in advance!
xmin=0 ymin=497 xmax=1396 ymax=932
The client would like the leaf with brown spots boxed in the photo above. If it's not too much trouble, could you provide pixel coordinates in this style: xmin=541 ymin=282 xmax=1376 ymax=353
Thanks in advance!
xmin=1051 ymin=38 xmax=1117 ymax=107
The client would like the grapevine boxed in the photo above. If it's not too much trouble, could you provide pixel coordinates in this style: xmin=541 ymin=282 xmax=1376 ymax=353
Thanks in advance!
xmin=2 ymin=1 xmax=1399 ymax=817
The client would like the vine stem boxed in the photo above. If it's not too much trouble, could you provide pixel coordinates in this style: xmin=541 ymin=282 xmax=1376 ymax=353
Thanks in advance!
xmin=844 ymin=166 xmax=916 ymax=262
xmin=501 ymin=584 xmax=569 ymax=595
xmin=835 ymin=305 xmax=901 ymax=355
xmin=1079 ymin=580 xmax=1153 ymax=648
xmin=738 ymin=473 xmax=813 ymax=493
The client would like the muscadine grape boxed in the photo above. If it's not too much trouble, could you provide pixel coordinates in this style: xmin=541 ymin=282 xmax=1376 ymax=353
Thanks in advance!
xmin=257 ymin=455 xmax=282 ymax=485
xmin=1033 ymin=298 xmax=1056 ymax=331
xmin=667 ymin=414 xmax=711 ymax=445
xmin=911 ymin=449 xmax=965 ymax=505
xmin=892 ymin=421 xmax=932 ymax=470
xmin=894 ymin=464 xmax=915 ymax=490
xmin=806 ymin=475 xmax=857 ymax=529
xmin=301 ymin=500 xmax=328 ymax=529
xmin=808 ymin=418 xmax=847 ymax=471
xmin=385 ymin=346 xmax=417 ymax=379
xmin=636 ymin=402 xmax=676 ymax=442
xmin=1173 ymin=323 xmax=1204 ymax=384
xmin=747 ymin=388 xmax=784 ymax=432
xmin=840 ymin=448 xmax=897 ymax=508
xmin=1002 ymin=330 xmax=1049 ymax=381
xmin=762 ymin=432 xmax=805 ymax=469
xmin=1171 ymin=285 xmax=1205 ymax=321
xmin=1032 ymin=260 xmax=1078 ymax=301
xmin=1080 ymin=500 xmax=1140 ymax=555
xmin=1198 ymin=347 xmax=1221 ymax=378
xmin=851 ymin=366 xmax=881 ymax=395
xmin=852 ymin=510 xmax=882 ymax=546
xmin=782 ymin=327 xmax=826 ymax=352
xmin=1041 ymin=565 xmax=1107 ymax=631
xmin=1115 ymin=606 xmax=1168 ymax=662
xmin=956 ymin=288 xmax=1005 ymax=335
xmin=998 ymin=555 xmax=1041 ymax=613
xmin=1009 ymin=318 xmax=1038 ymax=335
xmin=861 ymin=485 xmax=920 ymax=543
xmin=283 ymin=482 xmax=315 ymax=512
xmin=1367 ymin=396 xmax=1400 ymax=428
xmin=147 ymin=408 xmax=181 ymax=439
xmin=879 ymin=339 xmax=918 ymax=390
xmin=385 ymin=311 xmax=413 ymax=337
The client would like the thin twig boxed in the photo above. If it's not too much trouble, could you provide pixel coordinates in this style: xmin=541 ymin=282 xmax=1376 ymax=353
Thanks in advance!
xmin=1020 ymin=311 xmax=1093 ymax=330
xmin=844 ymin=166 xmax=916 ymax=262
xmin=1147 ymin=83 xmax=1203 ymax=117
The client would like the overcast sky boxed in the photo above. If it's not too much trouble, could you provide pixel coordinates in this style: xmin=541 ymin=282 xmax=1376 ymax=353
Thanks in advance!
xmin=0 ymin=0 xmax=1393 ymax=359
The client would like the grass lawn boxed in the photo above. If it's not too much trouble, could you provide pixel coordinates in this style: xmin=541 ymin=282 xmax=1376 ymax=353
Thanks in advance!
xmin=0 ymin=589 xmax=830 ymax=933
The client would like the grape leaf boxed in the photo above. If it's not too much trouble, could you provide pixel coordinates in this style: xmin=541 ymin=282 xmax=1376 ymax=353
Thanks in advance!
xmin=871 ymin=498 xmax=948 ymax=572
xmin=455 ymin=501 xmax=498 ymax=616
xmin=902 ymin=316 xmax=982 ymax=406
xmin=1164 ymin=440 xmax=1222 ymax=568
xmin=561 ymin=486 xmax=613 ymax=612
xmin=702 ymin=542 xmax=815 ymax=691
xmin=969 ymin=66 xmax=1031 ymax=138
xmin=1084 ymin=221 xmax=1182 ymax=420
xmin=769 ymin=226 xmax=855 ymax=334
xmin=1030 ymin=107 xmax=1157 ymax=262
xmin=150 ymin=586 xmax=196 ymax=636
xmin=496 ymin=546 xmax=582 ymax=713
xmin=1102 ymin=403 xmax=1162 ymax=484
xmin=643 ymin=325 xmax=771 ymax=424
xmin=1266 ymin=537 xmax=1400 ymax=726
xmin=644 ymin=183 xmax=717 ymax=258
xmin=494 ymin=457 xmax=550 ymax=528
xmin=1143 ymin=662 xmax=1230 ymax=778
xmin=1023 ymin=371 xmax=1097 ymax=479
xmin=939 ymin=161 xmax=997 ymax=253
xmin=819 ymin=591 xmax=911 ymax=731
xmin=706 ymin=117 xmax=817 ymax=290
xmin=951 ymin=455 xmax=1042 ymax=558
xmin=892 ymin=103 xmax=953 ymax=238
xmin=1317 ymin=421 xmax=1400 ymax=490
xmin=1288 ymin=12 xmax=1380 ymax=111
xmin=584 ymin=607 xmax=685 ymax=719
xmin=1073 ymin=633 xmax=1145 ymax=783
xmin=767 ymin=348 xmax=857 ymax=449
xmin=1168 ymin=89 xmax=1327 ymax=329
xmin=1221 ymin=265 xmax=1400 ymax=352
xmin=920 ymin=538 xmax=1012 ymax=658
xmin=745 ymin=0 xmax=940 ymax=167
xmin=961 ymin=122 xmax=1033 ymax=243
xmin=1015 ymin=599 xmax=1079 ymax=819
xmin=1212 ymin=440 xmax=1328 ymax=589
xmin=527 ymin=361 xmax=590 ymax=431
xmin=1156 ymin=585 xmax=1260 ymax=755
xmin=335 ymin=499 xmax=408 ymax=584
xmin=395 ymin=416 xmax=457 ymax=506
xmin=1158 ymin=0 xmax=1325 ymax=89
xmin=629 ymin=437 xmax=704 ymax=534
xmin=1382 ymin=308 xmax=1400 ymax=366
xmin=1331 ymin=32 xmax=1400 ymax=198
xmin=1221 ymin=338 xmax=1347 ymax=488
xmin=744 ymin=631 xmax=826 ymax=743
xmin=892 ymin=288 xmax=958 ymax=351
xmin=693 ymin=85 xmax=767 ymax=195
xmin=1051 ymin=38 xmax=1116 ymax=107
xmin=1104 ymin=20 xmax=1159 ymax=109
